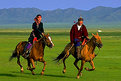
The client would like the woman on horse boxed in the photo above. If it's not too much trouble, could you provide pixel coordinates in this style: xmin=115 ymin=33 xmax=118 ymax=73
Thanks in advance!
xmin=70 ymin=17 xmax=89 ymax=59
xmin=28 ymin=14 xmax=44 ymax=44
xmin=24 ymin=14 xmax=44 ymax=58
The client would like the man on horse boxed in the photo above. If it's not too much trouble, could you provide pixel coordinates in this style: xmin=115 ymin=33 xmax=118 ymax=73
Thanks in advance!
xmin=70 ymin=17 xmax=89 ymax=59
xmin=23 ymin=14 xmax=44 ymax=58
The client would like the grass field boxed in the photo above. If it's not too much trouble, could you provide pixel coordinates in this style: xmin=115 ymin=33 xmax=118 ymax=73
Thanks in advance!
xmin=0 ymin=28 xmax=121 ymax=81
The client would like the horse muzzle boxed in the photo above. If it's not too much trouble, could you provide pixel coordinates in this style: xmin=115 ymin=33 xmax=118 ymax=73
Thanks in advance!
xmin=48 ymin=43 xmax=54 ymax=48
xmin=97 ymin=43 xmax=103 ymax=49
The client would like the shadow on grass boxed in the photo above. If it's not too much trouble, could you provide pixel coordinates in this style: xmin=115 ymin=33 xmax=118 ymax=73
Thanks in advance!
xmin=11 ymin=71 xmax=31 ymax=75
xmin=0 ymin=71 xmax=75 ymax=79
xmin=0 ymin=72 xmax=33 ymax=79
xmin=14 ymin=71 xmax=75 ymax=78
xmin=0 ymin=71 xmax=32 ymax=78
xmin=43 ymin=74 xmax=75 ymax=78
xmin=0 ymin=73 xmax=18 ymax=77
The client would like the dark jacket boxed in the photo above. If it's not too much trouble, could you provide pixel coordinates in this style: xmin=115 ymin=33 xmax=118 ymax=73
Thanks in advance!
xmin=28 ymin=22 xmax=44 ymax=44
xmin=32 ymin=22 xmax=44 ymax=39
xmin=70 ymin=24 xmax=88 ymax=44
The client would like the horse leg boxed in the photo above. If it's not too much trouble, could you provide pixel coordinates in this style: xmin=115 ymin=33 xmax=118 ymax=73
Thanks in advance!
xmin=85 ymin=60 xmax=95 ymax=71
xmin=27 ymin=58 xmax=31 ymax=70
xmin=74 ymin=59 xmax=79 ymax=70
xmin=39 ymin=58 xmax=46 ymax=75
xmin=62 ymin=56 xmax=69 ymax=74
xmin=77 ymin=60 xmax=85 ymax=79
xmin=30 ymin=58 xmax=35 ymax=75
xmin=17 ymin=56 xmax=24 ymax=72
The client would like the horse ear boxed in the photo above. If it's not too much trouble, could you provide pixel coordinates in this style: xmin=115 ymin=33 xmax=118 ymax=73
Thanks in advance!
xmin=92 ymin=33 xmax=95 ymax=36
xmin=96 ymin=32 xmax=99 ymax=36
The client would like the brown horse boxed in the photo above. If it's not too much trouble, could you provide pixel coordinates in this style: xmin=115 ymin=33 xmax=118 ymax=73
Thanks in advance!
xmin=54 ymin=33 xmax=103 ymax=79
xmin=9 ymin=33 xmax=54 ymax=75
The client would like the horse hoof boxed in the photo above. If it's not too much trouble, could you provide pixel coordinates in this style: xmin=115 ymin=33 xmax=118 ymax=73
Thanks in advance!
xmin=32 ymin=73 xmax=35 ymax=75
xmin=77 ymin=76 xmax=80 ymax=79
xmin=41 ymin=71 xmax=44 ymax=75
xmin=32 ymin=72 xmax=35 ymax=75
xmin=20 ymin=70 xmax=24 ymax=73
xmin=62 ymin=70 xmax=66 ymax=74
xmin=85 ymin=67 xmax=89 ymax=71
xmin=21 ymin=67 xmax=24 ymax=72
xmin=62 ymin=71 xmax=65 ymax=74
xmin=27 ymin=67 xmax=31 ymax=70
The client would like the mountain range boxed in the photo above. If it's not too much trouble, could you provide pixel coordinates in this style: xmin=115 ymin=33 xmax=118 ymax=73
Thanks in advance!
xmin=0 ymin=6 xmax=121 ymax=25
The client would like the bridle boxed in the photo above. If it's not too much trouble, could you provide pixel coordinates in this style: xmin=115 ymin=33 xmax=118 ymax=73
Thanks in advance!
xmin=43 ymin=36 xmax=48 ymax=46
xmin=93 ymin=38 xmax=101 ymax=56
xmin=43 ymin=36 xmax=53 ymax=48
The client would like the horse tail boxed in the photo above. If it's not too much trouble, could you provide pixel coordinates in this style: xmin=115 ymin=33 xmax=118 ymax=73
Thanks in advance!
xmin=54 ymin=51 xmax=65 ymax=62
xmin=54 ymin=43 xmax=72 ymax=62
xmin=9 ymin=49 xmax=17 ymax=61
xmin=9 ymin=42 xmax=22 ymax=61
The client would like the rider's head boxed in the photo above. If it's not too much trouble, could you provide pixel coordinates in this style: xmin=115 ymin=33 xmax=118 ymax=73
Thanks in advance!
xmin=36 ymin=14 xmax=42 ymax=22
xmin=78 ymin=17 xmax=83 ymax=26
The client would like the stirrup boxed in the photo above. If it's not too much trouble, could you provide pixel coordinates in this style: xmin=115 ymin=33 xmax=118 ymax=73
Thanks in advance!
xmin=24 ymin=54 xmax=29 ymax=58
xmin=25 ymin=51 xmax=30 ymax=58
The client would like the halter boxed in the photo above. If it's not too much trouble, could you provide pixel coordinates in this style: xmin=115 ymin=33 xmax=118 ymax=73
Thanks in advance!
xmin=43 ymin=36 xmax=48 ymax=46
xmin=43 ymin=35 xmax=54 ymax=48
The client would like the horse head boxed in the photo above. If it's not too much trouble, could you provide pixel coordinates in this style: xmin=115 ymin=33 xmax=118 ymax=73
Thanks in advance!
xmin=43 ymin=33 xmax=54 ymax=48
xmin=92 ymin=33 xmax=103 ymax=49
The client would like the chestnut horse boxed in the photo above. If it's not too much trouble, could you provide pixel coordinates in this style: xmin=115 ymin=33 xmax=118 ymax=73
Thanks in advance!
xmin=9 ymin=34 xmax=54 ymax=75
xmin=54 ymin=33 xmax=103 ymax=79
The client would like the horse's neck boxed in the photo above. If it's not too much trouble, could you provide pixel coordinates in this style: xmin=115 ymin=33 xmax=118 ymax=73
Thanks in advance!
xmin=86 ymin=37 xmax=96 ymax=54
xmin=39 ymin=38 xmax=45 ymax=46
xmin=35 ymin=38 xmax=45 ymax=49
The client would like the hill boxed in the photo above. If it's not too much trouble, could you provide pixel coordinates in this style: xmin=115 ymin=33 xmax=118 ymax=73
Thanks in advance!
xmin=0 ymin=6 xmax=121 ymax=26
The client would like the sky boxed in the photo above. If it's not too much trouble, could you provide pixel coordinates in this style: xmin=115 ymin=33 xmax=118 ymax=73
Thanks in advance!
xmin=0 ymin=0 xmax=121 ymax=10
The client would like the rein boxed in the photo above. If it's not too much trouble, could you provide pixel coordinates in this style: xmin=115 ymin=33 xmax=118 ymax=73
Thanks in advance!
xmin=38 ymin=37 xmax=46 ymax=45
xmin=95 ymin=48 xmax=100 ymax=56
xmin=93 ymin=39 xmax=101 ymax=56
xmin=87 ymin=37 xmax=101 ymax=56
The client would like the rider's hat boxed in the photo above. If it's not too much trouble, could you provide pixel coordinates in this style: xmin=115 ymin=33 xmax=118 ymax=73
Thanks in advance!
xmin=78 ymin=17 xmax=83 ymax=21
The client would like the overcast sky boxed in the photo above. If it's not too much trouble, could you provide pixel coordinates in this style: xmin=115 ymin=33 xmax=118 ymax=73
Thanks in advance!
xmin=0 ymin=0 xmax=121 ymax=10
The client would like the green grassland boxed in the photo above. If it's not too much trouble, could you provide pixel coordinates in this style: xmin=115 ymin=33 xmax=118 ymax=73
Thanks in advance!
xmin=0 ymin=28 xmax=121 ymax=81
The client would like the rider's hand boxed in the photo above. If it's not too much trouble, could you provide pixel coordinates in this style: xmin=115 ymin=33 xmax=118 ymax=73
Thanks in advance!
xmin=42 ymin=33 xmax=44 ymax=36
xmin=71 ymin=43 xmax=74 ymax=46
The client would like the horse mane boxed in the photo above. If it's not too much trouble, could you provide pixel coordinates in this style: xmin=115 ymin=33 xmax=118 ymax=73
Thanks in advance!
xmin=86 ymin=36 xmax=95 ymax=44
xmin=81 ymin=36 xmax=95 ymax=50
xmin=83 ymin=36 xmax=96 ymax=54
xmin=37 ymin=37 xmax=44 ymax=42
xmin=34 ymin=37 xmax=45 ymax=45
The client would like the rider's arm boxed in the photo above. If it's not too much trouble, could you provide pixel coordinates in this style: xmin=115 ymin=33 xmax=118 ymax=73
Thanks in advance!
xmin=83 ymin=25 xmax=88 ymax=37
xmin=32 ymin=22 xmax=44 ymax=36
xmin=82 ymin=25 xmax=89 ymax=43
xmin=70 ymin=25 xmax=75 ymax=44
